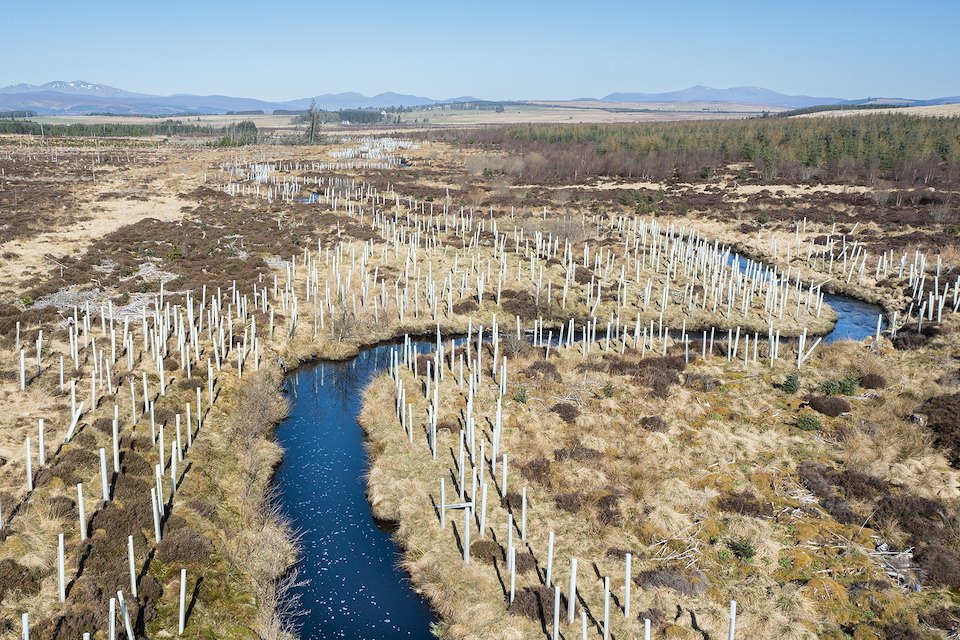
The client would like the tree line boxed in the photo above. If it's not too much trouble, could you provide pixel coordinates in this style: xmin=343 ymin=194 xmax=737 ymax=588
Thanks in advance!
xmin=0 ymin=119 xmax=218 ymax=137
xmin=429 ymin=113 xmax=960 ymax=187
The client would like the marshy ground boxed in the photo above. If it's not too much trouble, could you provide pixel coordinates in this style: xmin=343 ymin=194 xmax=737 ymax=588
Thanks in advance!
xmin=0 ymin=112 xmax=957 ymax=639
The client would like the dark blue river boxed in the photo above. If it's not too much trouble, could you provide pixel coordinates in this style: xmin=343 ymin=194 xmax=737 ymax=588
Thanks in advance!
xmin=275 ymin=343 xmax=437 ymax=640
xmin=728 ymin=252 xmax=886 ymax=343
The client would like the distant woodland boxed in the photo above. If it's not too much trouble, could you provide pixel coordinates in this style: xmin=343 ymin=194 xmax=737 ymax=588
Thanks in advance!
xmin=434 ymin=114 xmax=960 ymax=186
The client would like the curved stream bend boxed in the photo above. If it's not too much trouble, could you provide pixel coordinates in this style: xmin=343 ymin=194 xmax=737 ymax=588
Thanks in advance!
xmin=273 ymin=286 xmax=884 ymax=638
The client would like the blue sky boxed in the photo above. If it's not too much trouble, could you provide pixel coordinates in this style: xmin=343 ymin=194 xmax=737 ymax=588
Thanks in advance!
xmin=3 ymin=0 xmax=957 ymax=100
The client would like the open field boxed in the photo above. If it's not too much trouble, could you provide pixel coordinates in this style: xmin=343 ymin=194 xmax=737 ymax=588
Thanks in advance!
xmin=21 ymin=98 xmax=784 ymax=134
xmin=0 ymin=109 xmax=957 ymax=639
xmin=794 ymin=104 xmax=960 ymax=119
xmin=395 ymin=102 xmax=779 ymax=126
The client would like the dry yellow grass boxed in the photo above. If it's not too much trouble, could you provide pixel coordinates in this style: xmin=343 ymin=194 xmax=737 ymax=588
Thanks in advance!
xmin=361 ymin=311 xmax=960 ymax=639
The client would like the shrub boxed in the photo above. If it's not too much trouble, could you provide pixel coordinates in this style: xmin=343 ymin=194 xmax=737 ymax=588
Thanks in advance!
xmin=56 ymin=447 xmax=99 ymax=477
xmin=640 ymin=415 xmax=669 ymax=432
xmin=783 ymin=371 xmax=801 ymax=394
xmin=807 ymin=395 xmax=851 ymax=417
xmin=0 ymin=559 xmax=41 ymax=600
xmin=112 ymin=473 xmax=150 ymax=504
xmin=508 ymin=585 xmax=566 ymax=621
xmin=514 ymin=387 xmax=528 ymax=404
xmin=514 ymin=552 xmax=537 ymax=573
xmin=156 ymin=527 xmax=214 ymax=566
xmin=501 ymin=291 xmax=539 ymax=321
xmin=34 ymin=607 xmax=105 ymax=640
xmin=573 ymin=267 xmax=593 ymax=284
xmin=524 ymin=360 xmax=562 ymax=383
xmin=521 ymin=457 xmax=552 ymax=486
xmin=553 ymin=444 xmax=603 ymax=463
xmin=795 ymin=413 xmax=822 ymax=431
xmin=817 ymin=381 xmax=835 ymax=395
xmin=178 ymin=376 xmax=204 ymax=390
xmin=597 ymin=493 xmax=622 ymax=526
xmin=916 ymin=393 xmax=960 ymax=466
xmin=471 ymin=539 xmax=502 ymax=564
xmin=835 ymin=470 xmax=888 ymax=500
xmin=550 ymin=402 xmax=580 ymax=423
xmin=918 ymin=545 xmax=960 ymax=589
xmin=634 ymin=356 xmax=686 ymax=398
xmin=875 ymin=493 xmax=951 ymax=546
xmin=501 ymin=329 xmax=531 ymax=356
xmin=920 ymin=607 xmax=960 ymax=631
xmin=452 ymin=299 xmax=479 ymax=314
xmin=46 ymin=495 xmax=77 ymax=519
xmin=605 ymin=547 xmax=635 ymax=560
xmin=717 ymin=491 xmax=771 ymax=517
xmin=798 ymin=462 xmax=832 ymax=498
xmin=726 ymin=538 xmax=755 ymax=560
xmin=821 ymin=495 xmax=862 ymax=525
xmin=883 ymin=624 xmax=927 ymax=640
xmin=602 ymin=382 xmax=616 ymax=397
xmin=435 ymin=419 xmax=459 ymax=433
xmin=635 ymin=568 xmax=709 ymax=596
xmin=838 ymin=372 xmax=860 ymax=395
xmin=500 ymin=491 xmax=527 ymax=512
xmin=555 ymin=492 xmax=587 ymax=513
xmin=119 ymin=450 xmax=151 ymax=476
xmin=893 ymin=333 xmax=928 ymax=350
xmin=860 ymin=373 xmax=886 ymax=389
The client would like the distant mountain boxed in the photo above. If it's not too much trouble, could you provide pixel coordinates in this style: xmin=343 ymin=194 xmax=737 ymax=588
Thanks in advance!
xmin=0 ymin=81 xmax=956 ymax=116
xmin=918 ymin=96 xmax=960 ymax=105
xmin=0 ymin=81 xmax=480 ymax=115
xmin=0 ymin=80 xmax=148 ymax=98
xmin=285 ymin=92 xmax=467 ymax=111
xmin=601 ymin=86 xmax=845 ymax=109
xmin=839 ymin=96 xmax=960 ymax=107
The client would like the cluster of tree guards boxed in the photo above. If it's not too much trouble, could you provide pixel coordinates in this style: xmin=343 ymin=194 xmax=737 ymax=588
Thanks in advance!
xmin=431 ymin=113 xmax=960 ymax=187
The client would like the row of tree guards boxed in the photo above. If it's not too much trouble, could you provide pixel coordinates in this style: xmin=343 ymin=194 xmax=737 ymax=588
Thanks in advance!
xmin=391 ymin=317 xmax=746 ymax=639
xmin=5 ymin=142 xmax=953 ymax=637
xmin=9 ymin=278 xmax=263 ymax=637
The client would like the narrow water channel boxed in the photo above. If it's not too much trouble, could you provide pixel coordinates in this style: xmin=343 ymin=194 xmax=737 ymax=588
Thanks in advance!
xmin=273 ymin=277 xmax=885 ymax=638
xmin=274 ymin=342 xmax=437 ymax=639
